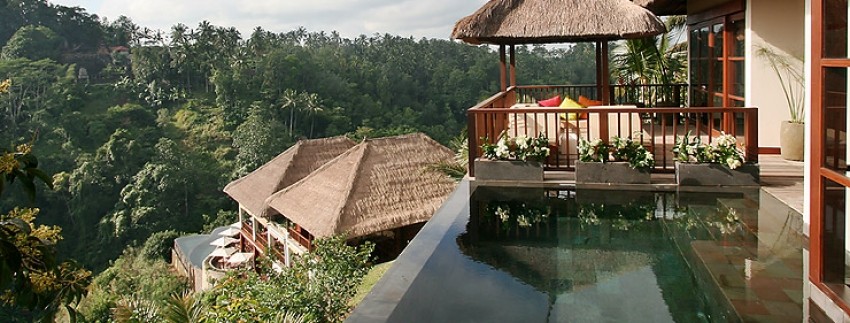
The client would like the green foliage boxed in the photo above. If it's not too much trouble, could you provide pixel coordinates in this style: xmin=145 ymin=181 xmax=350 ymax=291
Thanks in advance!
xmin=140 ymin=230 xmax=183 ymax=262
xmin=0 ymin=5 xmax=603 ymax=318
xmin=612 ymin=16 xmax=687 ymax=105
xmin=202 ymin=236 xmax=374 ymax=322
xmin=673 ymin=131 xmax=745 ymax=169
xmin=0 ymin=208 xmax=92 ymax=322
xmin=0 ymin=58 xmax=74 ymax=134
xmin=232 ymin=104 xmax=293 ymax=177
xmin=1 ymin=25 xmax=60 ymax=61
xmin=0 ymin=143 xmax=54 ymax=201
xmin=481 ymin=131 xmax=550 ymax=162
xmin=426 ymin=130 xmax=468 ymax=180
xmin=78 ymin=247 xmax=187 ymax=321
xmin=578 ymin=136 xmax=655 ymax=169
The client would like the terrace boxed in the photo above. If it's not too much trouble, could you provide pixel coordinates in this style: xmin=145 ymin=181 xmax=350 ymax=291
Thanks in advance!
xmin=466 ymin=84 xmax=759 ymax=175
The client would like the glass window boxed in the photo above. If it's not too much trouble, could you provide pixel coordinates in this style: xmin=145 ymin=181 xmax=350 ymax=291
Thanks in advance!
xmin=732 ymin=60 xmax=745 ymax=96
xmin=730 ymin=19 xmax=745 ymax=57
xmin=824 ymin=68 xmax=848 ymax=171
xmin=824 ymin=0 xmax=849 ymax=58
xmin=713 ymin=24 xmax=724 ymax=59
xmin=823 ymin=178 xmax=848 ymax=284
xmin=689 ymin=16 xmax=745 ymax=109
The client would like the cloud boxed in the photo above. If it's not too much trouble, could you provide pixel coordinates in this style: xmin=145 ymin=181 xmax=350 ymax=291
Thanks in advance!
xmin=52 ymin=0 xmax=488 ymax=40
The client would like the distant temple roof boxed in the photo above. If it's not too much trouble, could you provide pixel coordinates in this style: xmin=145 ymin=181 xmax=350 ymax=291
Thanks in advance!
xmin=263 ymin=133 xmax=457 ymax=239
xmin=223 ymin=136 xmax=356 ymax=217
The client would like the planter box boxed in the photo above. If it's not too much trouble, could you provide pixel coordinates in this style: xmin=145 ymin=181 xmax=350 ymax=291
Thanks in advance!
xmin=675 ymin=162 xmax=760 ymax=186
xmin=474 ymin=158 xmax=543 ymax=181
xmin=575 ymin=161 xmax=650 ymax=184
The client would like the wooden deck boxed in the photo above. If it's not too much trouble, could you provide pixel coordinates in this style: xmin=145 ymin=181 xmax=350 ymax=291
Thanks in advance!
xmin=758 ymin=154 xmax=804 ymax=215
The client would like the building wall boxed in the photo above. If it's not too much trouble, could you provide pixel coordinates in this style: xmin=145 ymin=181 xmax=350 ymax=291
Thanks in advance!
xmin=746 ymin=0 xmax=806 ymax=148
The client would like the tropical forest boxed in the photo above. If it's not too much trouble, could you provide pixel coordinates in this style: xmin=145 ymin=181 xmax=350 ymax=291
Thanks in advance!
xmin=0 ymin=0 xmax=684 ymax=321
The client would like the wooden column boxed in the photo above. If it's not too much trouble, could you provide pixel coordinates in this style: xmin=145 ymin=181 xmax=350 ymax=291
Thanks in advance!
xmin=499 ymin=45 xmax=507 ymax=91
xmin=596 ymin=41 xmax=611 ymax=141
xmin=509 ymin=44 xmax=517 ymax=87
xmin=595 ymin=41 xmax=603 ymax=100
xmin=600 ymin=41 xmax=611 ymax=105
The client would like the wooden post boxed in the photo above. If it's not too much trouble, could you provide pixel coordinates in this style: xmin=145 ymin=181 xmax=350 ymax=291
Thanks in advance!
xmin=595 ymin=41 xmax=603 ymax=100
xmin=468 ymin=110 xmax=478 ymax=177
xmin=744 ymin=108 xmax=759 ymax=162
xmin=509 ymin=44 xmax=517 ymax=87
xmin=499 ymin=45 xmax=507 ymax=91
xmin=601 ymin=41 xmax=611 ymax=105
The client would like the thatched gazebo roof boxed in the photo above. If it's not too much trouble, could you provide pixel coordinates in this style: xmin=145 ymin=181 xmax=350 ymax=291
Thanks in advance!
xmin=223 ymin=136 xmax=356 ymax=217
xmin=632 ymin=0 xmax=687 ymax=16
xmin=263 ymin=133 xmax=457 ymax=239
xmin=451 ymin=0 xmax=666 ymax=45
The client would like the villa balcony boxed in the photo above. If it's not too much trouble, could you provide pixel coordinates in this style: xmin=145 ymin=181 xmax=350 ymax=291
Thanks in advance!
xmin=467 ymin=84 xmax=758 ymax=176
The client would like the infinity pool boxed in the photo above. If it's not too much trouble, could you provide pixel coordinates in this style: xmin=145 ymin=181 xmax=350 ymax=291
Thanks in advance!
xmin=349 ymin=181 xmax=805 ymax=323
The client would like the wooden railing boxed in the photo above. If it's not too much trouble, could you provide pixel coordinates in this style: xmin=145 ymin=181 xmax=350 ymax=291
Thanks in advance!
xmin=287 ymin=227 xmax=313 ymax=251
xmin=515 ymin=84 xmax=689 ymax=107
xmin=467 ymin=86 xmax=758 ymax=176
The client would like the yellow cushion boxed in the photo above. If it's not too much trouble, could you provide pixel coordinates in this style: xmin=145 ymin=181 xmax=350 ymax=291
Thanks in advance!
xmin=559 ymin=96 xmax=584 ymax=121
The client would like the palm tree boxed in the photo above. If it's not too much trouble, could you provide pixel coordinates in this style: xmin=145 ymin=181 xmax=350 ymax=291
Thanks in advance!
xmin=612 ymin=16 xmax=687 ymax=106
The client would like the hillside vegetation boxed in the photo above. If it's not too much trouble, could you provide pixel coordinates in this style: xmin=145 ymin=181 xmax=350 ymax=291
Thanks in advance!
xmin=0 ymin=0 xmax=600 ymax=320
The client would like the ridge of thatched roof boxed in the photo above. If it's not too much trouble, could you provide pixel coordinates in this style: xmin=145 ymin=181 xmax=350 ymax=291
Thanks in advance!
xmin=632 ymin=0 xmax=686 ymax=16
xmin=264 ymin=133 xmax=457 ymax=239
xmin=451 ymin=0 xmax=666 ymax=45
xmin=223 ymin=136 xmax=356 ymax=217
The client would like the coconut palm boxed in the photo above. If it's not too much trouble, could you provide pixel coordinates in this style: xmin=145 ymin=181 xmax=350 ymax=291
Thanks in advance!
xmin=612 ymin=16 xmax=687 ymax=106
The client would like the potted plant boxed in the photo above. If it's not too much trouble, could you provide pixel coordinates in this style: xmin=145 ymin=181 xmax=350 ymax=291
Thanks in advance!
xmin=475 ymin=131 xmax=550 ymax=181
xmin=672 ymin=131 xmax=759 ymax=186
xmin=756 ymin=46 xmax=805 ymax=161
xmin=575 ymin=135 xmax=654 ymax=184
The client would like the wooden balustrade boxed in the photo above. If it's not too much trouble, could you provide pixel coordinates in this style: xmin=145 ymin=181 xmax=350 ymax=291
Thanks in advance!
xmin=467 ymin=86 xmax=758 ymax=177
xmin=514 ymin=84 xmax=689 ymax=107
xmin=287 ymin=227 xmax=313 ymax=251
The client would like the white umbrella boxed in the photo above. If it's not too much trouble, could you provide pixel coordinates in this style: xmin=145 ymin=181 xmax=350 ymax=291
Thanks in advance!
xmin=209 ymin=237 xmax=238 ymax=247
xmin=229 ymin=222 xmax=241 ymax=229
xmin=209 ymin=247 xmax=236 ymax=258
xmin=218 ymin=227 xmax=240 ymax=237
xmin=227 ymin=252 xmax=254 ymax=264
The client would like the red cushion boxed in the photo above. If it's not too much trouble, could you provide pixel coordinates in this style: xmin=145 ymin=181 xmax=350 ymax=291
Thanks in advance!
xmin=538 ymin=95 xmax=562 ymax=107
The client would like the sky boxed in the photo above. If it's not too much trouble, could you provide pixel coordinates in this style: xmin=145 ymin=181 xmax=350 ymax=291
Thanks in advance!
xmin=50 ymin=0 xmax=489 ymax=40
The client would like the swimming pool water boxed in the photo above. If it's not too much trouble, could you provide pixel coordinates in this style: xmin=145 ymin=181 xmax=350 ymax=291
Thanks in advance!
xmin=365 ymin=184 xmax=804 ymax=323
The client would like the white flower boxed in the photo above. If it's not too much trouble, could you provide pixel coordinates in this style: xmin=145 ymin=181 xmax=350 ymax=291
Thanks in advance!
xmin=496 ymin=207 xmax=510 ymax=222
xmin=495 ymin=144 xmax=510 ymax=159
xmin=517 ymin=215 xmax=531 ymax=227
xmin=516 ymin=135 xmax=529 ymax=150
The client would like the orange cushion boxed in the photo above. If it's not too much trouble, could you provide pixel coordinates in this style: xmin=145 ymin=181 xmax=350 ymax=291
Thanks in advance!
xmin=578 ymin=95 xmax=603 ymax=107
xmin=538 ymin=95 xmax=562 ymax=107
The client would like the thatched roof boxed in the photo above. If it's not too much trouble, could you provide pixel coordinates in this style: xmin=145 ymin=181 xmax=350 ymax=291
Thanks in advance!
xmin=223 ymin=136 xmax=356 ymax=217
xmin=264 ymin=133 xmax=457 ymax=239
xmin=632 ymin=0 xmax=686 ymax=16
xmin=451 ymin=0 xmax=666 ymax=45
